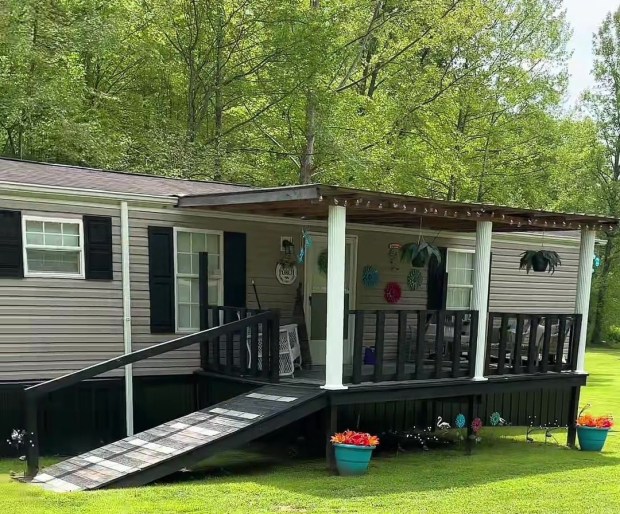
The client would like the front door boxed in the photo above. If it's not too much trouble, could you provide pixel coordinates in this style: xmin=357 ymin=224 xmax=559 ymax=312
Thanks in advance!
xmin=304 ymin=234 xmax=357 ymax=365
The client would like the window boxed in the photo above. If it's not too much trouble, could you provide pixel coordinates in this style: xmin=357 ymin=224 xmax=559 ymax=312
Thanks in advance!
xmin=446 ymin=249 xmax=474 ymax=310
xmin=174 ymin=228 xmax=223 ymax=332
xmin=22 ymin=216 xmax=84 ymax=278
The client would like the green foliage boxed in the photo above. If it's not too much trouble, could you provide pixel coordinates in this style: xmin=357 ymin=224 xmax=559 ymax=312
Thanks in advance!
xmin=519 ymin=250 xmax=562 ymax=274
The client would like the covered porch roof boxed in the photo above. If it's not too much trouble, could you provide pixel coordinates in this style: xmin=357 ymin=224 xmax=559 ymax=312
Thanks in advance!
xmin=177 ymin=184 xmax=619 ymax=233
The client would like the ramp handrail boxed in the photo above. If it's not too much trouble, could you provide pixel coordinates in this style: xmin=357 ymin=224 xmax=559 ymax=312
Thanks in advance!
xmin=23 ymin=310 xmax=280 ymax=478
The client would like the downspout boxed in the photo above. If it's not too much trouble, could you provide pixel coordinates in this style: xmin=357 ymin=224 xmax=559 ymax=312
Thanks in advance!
xmin=120 ymin=201 xmax=134 ymax=436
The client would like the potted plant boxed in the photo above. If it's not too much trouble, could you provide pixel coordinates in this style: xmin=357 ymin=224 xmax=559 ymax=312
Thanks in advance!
xmin=519 ymin=250 xmax=562 ymax=274
xmin=576 ymin=410 xmax=614 ymax=451
xmin=401 ymin=241 xmax=441 ymax=268
xmin=330 ymin=430 xmax=380 ymax=476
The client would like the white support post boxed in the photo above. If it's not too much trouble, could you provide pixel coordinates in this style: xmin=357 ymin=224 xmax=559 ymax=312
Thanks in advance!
xmin=120 ymin=201 xmax=134 ymax=436
xmin=471 ymin=221 xmax=492 ymax=381
xmin=322 ymin=204 xmax=348 ymax=390
xmin=575 ymin=228 xmax=595 ymax=373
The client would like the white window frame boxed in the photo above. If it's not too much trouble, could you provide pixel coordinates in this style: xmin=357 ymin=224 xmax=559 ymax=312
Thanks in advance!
xmin=22 ymin=215 xmax=85 ymax=279
xmin=173 ymin=227 xmax=224 ymax=333
xmin=446 ymin=248 xmax=475 ymax=310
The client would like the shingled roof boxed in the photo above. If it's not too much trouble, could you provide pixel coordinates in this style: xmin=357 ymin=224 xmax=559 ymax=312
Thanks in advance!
xmin=0 ymin=158 xmax=252 ymax=197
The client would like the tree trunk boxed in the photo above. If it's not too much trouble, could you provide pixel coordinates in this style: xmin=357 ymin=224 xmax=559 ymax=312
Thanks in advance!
xmin=300 ymin=0 xmax=320 ymax=184
xmin=213 ymin=5 xmax=224 ymax=180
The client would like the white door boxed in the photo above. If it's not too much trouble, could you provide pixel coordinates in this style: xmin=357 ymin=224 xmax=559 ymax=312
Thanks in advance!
xmin=304 ymin=234 xmax=357 ymax=365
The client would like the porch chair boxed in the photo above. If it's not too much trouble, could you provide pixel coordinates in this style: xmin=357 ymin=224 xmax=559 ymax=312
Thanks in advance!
xmin=246 ymin=323 xmax=302 ymax=377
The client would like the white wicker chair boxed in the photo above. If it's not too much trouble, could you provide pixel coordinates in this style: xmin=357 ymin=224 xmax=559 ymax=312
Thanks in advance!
xmin=246 ymin=323 xmax=302 ymax=377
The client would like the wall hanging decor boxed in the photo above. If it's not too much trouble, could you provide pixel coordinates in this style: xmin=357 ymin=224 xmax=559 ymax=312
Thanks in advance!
xmin=384 ymin=281 xmax=402 ymax=304
xmin=275 ymin=261 xmax=297 ymax=285
xmin=362 ymin=265 xmax=380 ymax=288
xmin=406 ymin=268 xmax=423 ymax=290
xmin=388 ymin=243 xmax=401 ymax=271
xmin=318 ymin=249 xmax=328 ymax=275
xmin=298 ymin=229 xmax=313 ymax=264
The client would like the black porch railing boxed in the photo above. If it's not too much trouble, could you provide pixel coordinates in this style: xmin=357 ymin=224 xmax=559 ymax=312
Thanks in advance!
xmin=484 ymin=312 xmax=581 ymax=376
xmin=200 ymin=305 xmax=280 ymax=380
xmin=22 ymin=311 xmax=277 ymax=478
xmin=347 ymin=309 xmax=479 ymax=384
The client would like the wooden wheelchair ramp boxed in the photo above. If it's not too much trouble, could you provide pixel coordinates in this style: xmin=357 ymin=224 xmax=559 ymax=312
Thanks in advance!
xmin=29 ymin=385 xmax=326 ymax=492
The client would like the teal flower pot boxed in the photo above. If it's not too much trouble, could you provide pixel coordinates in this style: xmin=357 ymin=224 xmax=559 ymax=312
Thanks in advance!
xmin=577 ymin=426 xmax=610 ymax=451
xmin=333 ymin=443 xmax=375 ymax=476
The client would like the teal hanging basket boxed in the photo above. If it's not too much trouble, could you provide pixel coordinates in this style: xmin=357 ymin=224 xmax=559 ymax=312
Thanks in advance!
xmin=333 ymin=443 xmax=376 ymax=476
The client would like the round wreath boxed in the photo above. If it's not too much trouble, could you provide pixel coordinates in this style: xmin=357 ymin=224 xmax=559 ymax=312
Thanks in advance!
xmin=455 ymin=413 xmax=466 ymax=429
xmin=318 ymin=249 xmax=328 ymax=275
xmin=384 ymin=281 xmax=402 ymax=304
xmin=490 ymin=412 xmax=502 ymax=427
xmin=362 ymin=265 xmax=380 ymax=288
xmin=407 ymin=269 xmax=423 ymax=291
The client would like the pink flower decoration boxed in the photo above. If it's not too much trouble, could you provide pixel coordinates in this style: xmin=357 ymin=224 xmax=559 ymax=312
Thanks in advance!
xmin=471 ymin=417 xmax=483 ymax=434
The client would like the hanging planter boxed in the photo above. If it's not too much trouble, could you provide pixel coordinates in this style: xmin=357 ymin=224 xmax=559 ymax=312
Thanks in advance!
xmin=519 ymin=250 xmax=561 ymax=274
xmin=401 ymin=242 xmax=441 ymax=268
xmin=384 ymin=282 xmax=402 ymax=304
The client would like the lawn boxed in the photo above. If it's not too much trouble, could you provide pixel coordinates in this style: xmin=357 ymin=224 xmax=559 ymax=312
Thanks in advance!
xmin=1 ymin=348 xmax=619 ymax=514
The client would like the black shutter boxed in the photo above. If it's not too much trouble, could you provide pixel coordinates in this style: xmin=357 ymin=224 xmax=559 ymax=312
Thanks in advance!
xmin=427 ymin=247 xmax=448 ymax=310
xmin=0 ymin=210 xmax=23 ymax=278
xmin=84 ymin=215 xmax=113 ymax=280
xmin=148 ymin=226 xmax=175 ymax=333
xmin=224 ymin=232 xmax=246 ymax=307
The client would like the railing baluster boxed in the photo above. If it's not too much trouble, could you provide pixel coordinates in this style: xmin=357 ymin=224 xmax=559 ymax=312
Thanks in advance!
xmin=415 ymin=310 xmax=426 ymax=380
xmin=250 ymin=321 xmax=259 ymax=376
xmin=513 ymin=314 xmax=524 ymax=374
xmin=261 ymin=319 xmax=270 ymax=379
xmin=211 ymin=308 xmax=221 ymax=371
xmin=485 ymin=313 xmax=494 ymax=376
xmin=452 ymin=312 xmax=463 ymax=378
xmin=396 ymin=311 xmax=408 ymax=381
xmin=225 ymin=310 xmax=234 ymax=373
xmin=352 ymin=312 xmax=364 ymax=384
xmin=198 ymin=252 xmax=209 ymax=370
xmin=434 ymin=310 xmax=445 ymax=379
xmin=541 ymin=315 xmax=553 ymax=373
xmin=269 ymin=313 xmax=280 ymax=383
xmin=555 ymin=315 xmax=567 ymax=372
xmin=497 ymin=314 xmax=509 ymax=375
xmin=238 ymin=308 xmax=247 ymax=373
xmin=570 ymin=315 xmax=582 ymax=371
xmin=468 ymin=310 xmax=478 ymax=378
xmin=528 ymin=316 xmax=539 ymax=373
xmin=373 ymin=311 xmax=385 ymax=383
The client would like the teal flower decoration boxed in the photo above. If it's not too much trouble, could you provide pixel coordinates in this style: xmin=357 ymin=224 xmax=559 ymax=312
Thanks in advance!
xmin=362 ymin=265 xmax=380 ymax=288
xmin=490 ymin=412 xmax=502 ymax=426
xmin=455 ymin=414 xmax=466 ymax=429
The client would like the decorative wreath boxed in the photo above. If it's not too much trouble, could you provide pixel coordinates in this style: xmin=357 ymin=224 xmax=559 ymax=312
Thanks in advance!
xmin=362 ymin=265 xmax=380 ymax=288
xmin=384 ymin=281 xmax=402 ymax=304
xmin=407 ymin=269 xmax=423 ymax=291
xmin=490 ymin=412 xmax=502 ymax=427
xmin=455 ymin=413 xmax=466 ymax=429
xmin=471 ymin=417 xmax=483 ymax=434
xmin=318 ymin=249 xmax=328 ymax=275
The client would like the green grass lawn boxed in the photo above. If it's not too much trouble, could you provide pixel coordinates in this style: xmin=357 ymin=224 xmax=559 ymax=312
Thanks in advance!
xmin=1 ymin=348 xmax=619 ymax=513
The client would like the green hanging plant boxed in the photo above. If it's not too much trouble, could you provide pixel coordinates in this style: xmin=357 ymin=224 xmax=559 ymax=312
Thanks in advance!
xmin=318 ymin=249 xmax=328 ymax=275
xmin=401 ymin=242 xmax=441 ymax=268
xmin=519 ymin=250 xmax=561 ymax=274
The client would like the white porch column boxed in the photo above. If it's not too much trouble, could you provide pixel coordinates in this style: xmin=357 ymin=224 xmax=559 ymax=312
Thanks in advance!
xmin=323 ymin=204 xmax=348 ymax=390
xmin=575 ymin=228 xmax=595 ymax=373
xmin=471 ymin=221 xmax=492 ymax=381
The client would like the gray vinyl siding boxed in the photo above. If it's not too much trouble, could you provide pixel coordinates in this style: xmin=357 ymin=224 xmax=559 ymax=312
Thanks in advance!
xmin=0 ymin=198 xmax=123 ymax=381
xmin=0 ymin=192 xmax=583 ymax=381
